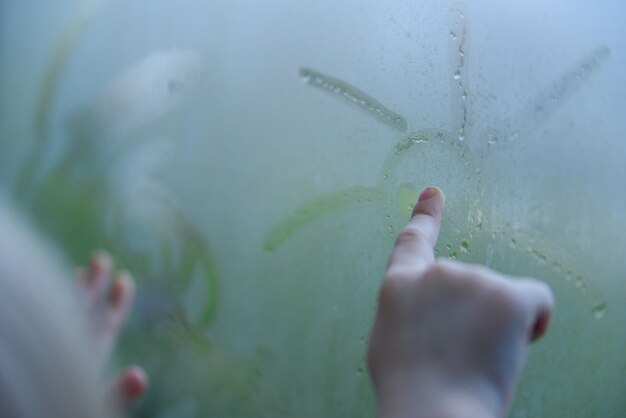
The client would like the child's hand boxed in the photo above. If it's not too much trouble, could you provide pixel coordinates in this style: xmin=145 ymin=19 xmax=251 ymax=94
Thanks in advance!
xmin=77 ymin=251 xmax=148 ymax=410
xmin=367 ymin=187 xmax=554 ymax=418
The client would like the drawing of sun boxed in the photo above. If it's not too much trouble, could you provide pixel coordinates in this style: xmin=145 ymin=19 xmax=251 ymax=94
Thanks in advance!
xmin=264 ymin=17 xmax=610 ymax=316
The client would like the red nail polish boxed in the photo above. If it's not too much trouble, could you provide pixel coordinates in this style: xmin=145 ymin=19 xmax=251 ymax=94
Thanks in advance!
xmin=418 ymin=187 xmax=437 ymax=202
xmin=123 ymin=374 xmax=144 ymax=399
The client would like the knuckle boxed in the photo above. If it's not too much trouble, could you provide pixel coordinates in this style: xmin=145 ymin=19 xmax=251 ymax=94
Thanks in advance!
xmin=395 ymin=226 xmax=427 ymax=247
xmin=423 ymin=261 xmax=450 ymax=278
xmin=385 ymin=264 xmax=416 ymax=280
xmin=378 ymin=273 xmax=413 ymax=312
xmin=487 ymin=286 xmax=526 ymax=321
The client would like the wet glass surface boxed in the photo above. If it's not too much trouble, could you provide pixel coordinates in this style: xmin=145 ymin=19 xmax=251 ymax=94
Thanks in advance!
xmin=1 ymin=1 xmax=625 ymax=416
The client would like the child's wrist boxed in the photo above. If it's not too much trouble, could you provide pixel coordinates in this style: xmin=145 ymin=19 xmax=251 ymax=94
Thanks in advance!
xmin=378 ymin=392 xmax=499 ymax=418
xmin=375 ymin=371 xmax=503 ymax=418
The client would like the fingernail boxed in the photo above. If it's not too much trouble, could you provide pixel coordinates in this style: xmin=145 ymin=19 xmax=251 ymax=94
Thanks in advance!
xmin=122 ymin=371 xmax=145 ymax=399
xmin=418 ymin=186 xmax=439 ymax=202
xmin=90 ymin=250 xmax=112 ymax=273
xmin=110 ymin=271 xmax=134 ymax=305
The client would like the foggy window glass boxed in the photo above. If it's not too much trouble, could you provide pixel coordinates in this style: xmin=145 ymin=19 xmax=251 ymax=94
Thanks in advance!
xmin=1 ymin=0 xmax=625 ymax=416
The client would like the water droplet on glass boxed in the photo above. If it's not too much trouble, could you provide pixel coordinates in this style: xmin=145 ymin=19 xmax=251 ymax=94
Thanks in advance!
xmin=410 ymin=134 xmax=428 ymax=144
xmin=574 ymin=276 xmax=587 ymax=291
xmin=551 ymin=262 xmax=563 ymax=274
xmin=396 ymin=184 xmax=418 ymax=218
xmin=460 ymin=240 xmax=469 ymax=253
xmin=453 ymin=71 xmax=461 ymax=80
xmin=592 ymin=303 xmax=607 ymax=319
xmin=450 ymin=31 xmax=458 ymax=40
xmin=457 ymin=127 xmax=466 ymax=141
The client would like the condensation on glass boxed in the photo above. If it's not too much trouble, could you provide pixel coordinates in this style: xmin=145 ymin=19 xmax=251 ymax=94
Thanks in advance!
xmin=1 ymin=0 xmax=625 ymax=416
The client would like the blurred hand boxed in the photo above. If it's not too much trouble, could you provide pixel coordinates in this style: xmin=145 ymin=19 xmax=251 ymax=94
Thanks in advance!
xmin=367 ymin=187 xmax=554 ymax=418
xmin=77 ymin=251 xmax=148 ymax=411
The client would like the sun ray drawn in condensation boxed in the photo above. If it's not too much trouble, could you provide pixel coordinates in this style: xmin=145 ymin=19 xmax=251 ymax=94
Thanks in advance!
xmin=264 ymin=186 xmax=384 ymax=251
xmin=494 ymin=45 xmax=611 ymax=145
xmin=449 ymin=1 xmax=469 ymax=142
xmin=299 ymin=67 xmax=407 ymax=133
xmin=519 ymin=46 xmax=610 ymax=132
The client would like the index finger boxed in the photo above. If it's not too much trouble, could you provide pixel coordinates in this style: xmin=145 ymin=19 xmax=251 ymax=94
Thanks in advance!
xmin=386 ymin=186 xmax=445 ymax=275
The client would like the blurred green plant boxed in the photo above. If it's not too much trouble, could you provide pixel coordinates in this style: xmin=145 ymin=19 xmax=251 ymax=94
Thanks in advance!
xmin=20 ymin=22 xmax=219 ymax=329
xmin=1 ymin=4 xmax=276 ymax=414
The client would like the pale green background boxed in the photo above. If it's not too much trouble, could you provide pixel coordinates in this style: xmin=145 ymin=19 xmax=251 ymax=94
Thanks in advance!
xmin=1 ymin=0 xmax=625 ymax=416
